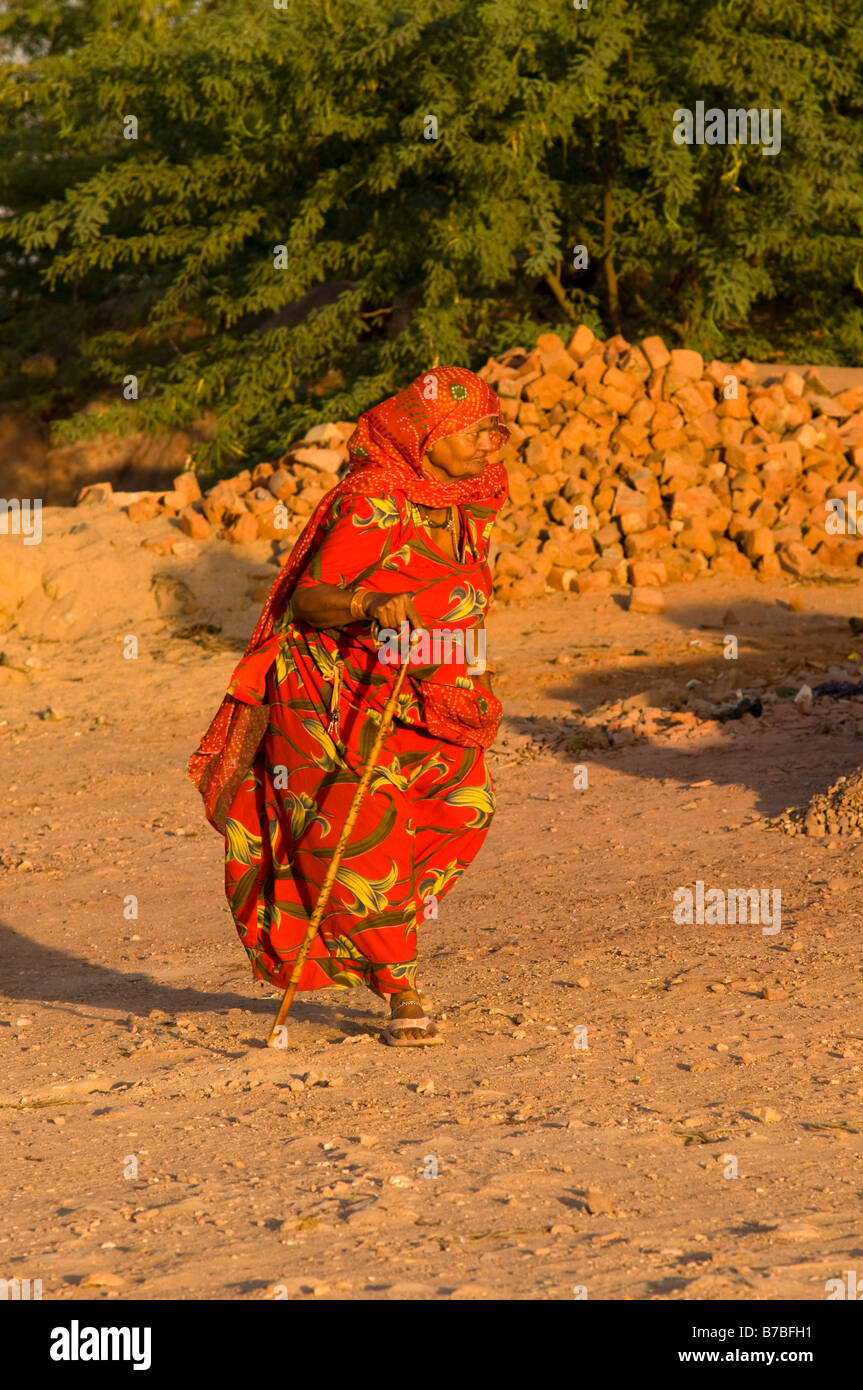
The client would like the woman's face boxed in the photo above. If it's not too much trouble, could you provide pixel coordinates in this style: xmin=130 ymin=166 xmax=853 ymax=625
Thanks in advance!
xmin=423 ymin=416 xmax=508 ymax=481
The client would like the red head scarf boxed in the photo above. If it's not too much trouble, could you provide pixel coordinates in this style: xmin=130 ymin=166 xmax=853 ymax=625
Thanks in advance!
xmin=345 ymin=365 xmax=509 ymax=504
xmin=188 ymin=366 xmax=509 ymax=829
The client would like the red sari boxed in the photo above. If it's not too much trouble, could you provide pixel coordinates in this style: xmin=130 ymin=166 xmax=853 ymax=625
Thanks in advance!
xmin=189 ymin=366 xmax=509 ymax=996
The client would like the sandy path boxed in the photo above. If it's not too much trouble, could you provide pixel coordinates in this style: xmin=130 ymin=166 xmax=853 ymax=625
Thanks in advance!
xmin=1 ymin=504 xmax=862 ymax=1300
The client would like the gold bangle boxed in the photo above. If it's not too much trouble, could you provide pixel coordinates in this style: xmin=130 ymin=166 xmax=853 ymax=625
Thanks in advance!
xmin=349 ymin=586 xmax=371 ymax=622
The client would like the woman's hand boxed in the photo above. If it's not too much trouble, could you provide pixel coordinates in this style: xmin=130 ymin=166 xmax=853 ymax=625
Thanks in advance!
xmin=364 ymin=591 xmax=424 ymax=632
xmin=290 ymin=581 xmax=426 ymax=633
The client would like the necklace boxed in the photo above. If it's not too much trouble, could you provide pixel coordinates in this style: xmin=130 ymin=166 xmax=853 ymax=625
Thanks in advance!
xmin=418 ymin=503 xmax=460 ymax=552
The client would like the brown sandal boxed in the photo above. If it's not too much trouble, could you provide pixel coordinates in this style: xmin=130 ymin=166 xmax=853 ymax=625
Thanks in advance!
xmin=382 ymin=1014 xmax=444 ymax=1047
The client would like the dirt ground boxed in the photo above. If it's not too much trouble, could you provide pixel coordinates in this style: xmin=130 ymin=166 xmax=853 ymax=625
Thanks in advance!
xmin=2 ymin=500 xmax=863 ymax=1302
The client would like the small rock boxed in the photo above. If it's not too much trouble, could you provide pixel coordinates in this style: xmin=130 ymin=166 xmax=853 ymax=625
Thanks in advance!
xmin=171 ymin=537 xmax=202 ymax=559
xmin=76 ymin=482 xmax=114 ymax=506
xmin=585 ymin=1189 xmax=612 ymax=1215
xmin=628 ymin=585 xmax=665 ymax=615
xmin=82 ymin=1271 xmax=124 ymax=1288
xmin=771 ymin=1223 xmax=821 ymax=1242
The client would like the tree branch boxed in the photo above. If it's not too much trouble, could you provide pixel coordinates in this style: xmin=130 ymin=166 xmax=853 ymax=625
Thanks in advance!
xmin=543 ymin=268 xmax=578 ymax=323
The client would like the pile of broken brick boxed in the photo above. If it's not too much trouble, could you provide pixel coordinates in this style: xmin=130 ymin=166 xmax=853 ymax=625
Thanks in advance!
xmin=77 ymin=324 xmax=863 ymax=611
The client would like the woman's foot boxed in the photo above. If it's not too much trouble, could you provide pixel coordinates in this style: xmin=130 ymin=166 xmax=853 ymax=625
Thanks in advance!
xmin=382 ymin=989 xmax=443 ymax=1046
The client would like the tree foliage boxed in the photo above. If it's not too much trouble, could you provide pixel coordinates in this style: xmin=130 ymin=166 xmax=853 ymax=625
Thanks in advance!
xmin=1 ymin=0 xmax=861 ymax=470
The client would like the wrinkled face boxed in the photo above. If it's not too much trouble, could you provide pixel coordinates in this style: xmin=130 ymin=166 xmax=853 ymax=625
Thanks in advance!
xmin=423 ymin=416 xmax=509 ymax=481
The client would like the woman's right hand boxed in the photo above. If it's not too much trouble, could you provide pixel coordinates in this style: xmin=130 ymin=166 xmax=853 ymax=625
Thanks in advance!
xmin=363 ymin=590 xmax=424 ymax=631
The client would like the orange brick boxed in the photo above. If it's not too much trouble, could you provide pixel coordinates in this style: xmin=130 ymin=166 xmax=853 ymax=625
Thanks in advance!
xmin=717 ymin=394 xmax=751 ymax=420
xmin=641 ymin=336 xmax=670 ymax=370
xmin=140 ymin=536 xmax=175 ymax=556
xmin=669 ymin=348 xmax=704 ymax=380
xmin=577 ymin=354 xmax=608 ymax=391
xmin=603 ymin=365 xmax=639 ymax=396
xmin=710 ymin=549 xmax=753 ymax=576
xmin=603 ymin=333 xmax=631 ymax=362
xmin=672 ymin=382 xmax=714 ymax=420
xmin=597 ymin=384 xmax=634 ymax=414
xmin=127 ymin=496 xmax=161 ymax=523
xmin=628 ymin=397 xmax=655 ymax=428
xmin=628 ymin=557 xmax=667 ymax=587
xmin=688 ymin=413 xmax=721 ymax=448
xmin=225 ymin=512 xmax=260 ymax=544
xmin=579 ymin=396 xmax=615 ymax=429
xmin=652 ymin=401 xmax=684 ymax=431
xmin=558 ymin=417 xmax=598 ymax=452
xmin=610 ymin=421 xmax=650 ymax=453
xmin=566 ymin=325 xmax=597 ymax=360
xmin=652 ymin=428 xmax=688 ymax=451
xmin=526 ymin=374 xmax=567 ymax=410
xmin=675 ymin=521 xmax=717 ymax=557
xmin=777 ymin=540 xmax=818 ymax=577
xmin=202 ymin=496 xmax=231 ymax=526
xmin=628 ymin=585 xmax=665 ymax=613
xmin=575 ymin=569 xmax=613 ymax=594
xmin=178 ymin=506 xmax=212 ymax=540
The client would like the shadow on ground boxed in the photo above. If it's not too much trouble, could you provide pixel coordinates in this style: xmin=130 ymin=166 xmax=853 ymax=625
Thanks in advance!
xmin=501 ymin=595 xmax=863 ymax=819
xmin=0 ymin=919 xmax=383 ymax=1033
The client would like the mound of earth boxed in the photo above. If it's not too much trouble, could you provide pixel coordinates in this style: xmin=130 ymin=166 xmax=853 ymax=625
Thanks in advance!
xmin=775 ymin=766 xmax=863 ymax=836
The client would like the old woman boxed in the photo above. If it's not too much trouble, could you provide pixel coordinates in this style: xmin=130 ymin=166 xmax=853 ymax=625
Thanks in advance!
xmin=189 ymin=366 xmax=509 ymax=1044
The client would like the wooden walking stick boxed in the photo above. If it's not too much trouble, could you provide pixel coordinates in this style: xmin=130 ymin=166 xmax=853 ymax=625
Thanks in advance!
xmin=267 ymin=635 xmax=415 ymax=1047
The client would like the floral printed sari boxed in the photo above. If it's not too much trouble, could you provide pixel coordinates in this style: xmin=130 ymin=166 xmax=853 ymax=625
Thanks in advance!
xmin=190 ymin=366 xmax=509 ymax=996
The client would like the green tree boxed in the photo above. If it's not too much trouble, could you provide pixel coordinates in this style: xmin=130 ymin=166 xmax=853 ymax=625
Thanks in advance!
xmin=1 ymin=0 xmax=861 ymax=472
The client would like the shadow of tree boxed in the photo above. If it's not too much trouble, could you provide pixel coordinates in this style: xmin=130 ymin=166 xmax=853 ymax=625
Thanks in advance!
xmin=498 ymin=594 xmax=863 ymax=819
